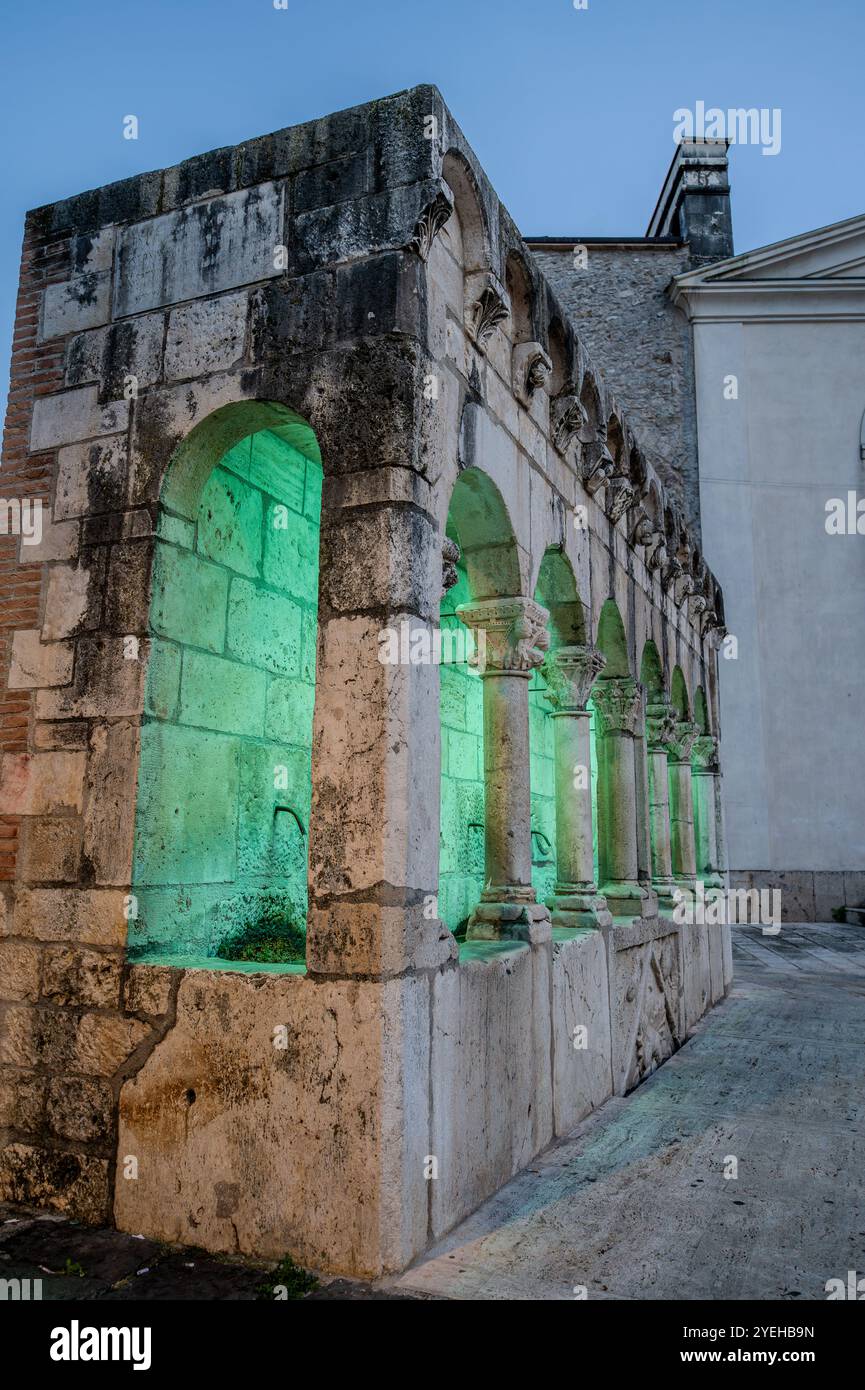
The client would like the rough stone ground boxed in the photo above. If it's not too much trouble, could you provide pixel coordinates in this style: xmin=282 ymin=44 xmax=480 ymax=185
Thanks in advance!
xmin=2 ymin=922 xmax=862 ymax=1301
xmin=387 ymin=922 xmax=865 ymax=1300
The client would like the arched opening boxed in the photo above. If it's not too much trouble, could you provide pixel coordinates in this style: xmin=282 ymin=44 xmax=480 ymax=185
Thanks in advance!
xmin=595 ymin=598 xmax=631 ymax=679
xmin=694 ymin=686 xmax=710 ymax=734
xmin=593 ymin=598 xmax=635 ymax=899
xmin=505 ymin=251 xmax=534 ymax=345
xmin=671 ymin=665 xmax=690 ymax=720
xmin=129 ymin=402 xmax=323 ymax=967
xmin=438 ymin=467 xmax=519 ymax=936
xmin=640 ymin=640 xmax=666 ymax=703
xmin=441 ymin=150 xmax=489 ymax=277
xmin=530 ymin=549 xmax=586 ymax=906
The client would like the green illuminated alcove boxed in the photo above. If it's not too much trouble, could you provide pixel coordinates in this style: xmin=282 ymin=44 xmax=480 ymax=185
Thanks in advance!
xmin=129 ymin=415 xmax=322 ymax=968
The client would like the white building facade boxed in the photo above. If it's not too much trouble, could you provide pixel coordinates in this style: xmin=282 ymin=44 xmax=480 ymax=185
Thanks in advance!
xmin=672 ymin=215 xmax=865 ymax=919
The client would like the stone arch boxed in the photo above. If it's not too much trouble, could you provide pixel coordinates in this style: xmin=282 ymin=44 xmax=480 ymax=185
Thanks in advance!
xmin=530 ymin=548 xmax=587 ymax=902
xmin=445 ymin=463 xmax=521 ymax=600
xmin=579 ymin=370 xmax=604 ymax=441
xmin=640 ymin=639 xmax=666 ymax=703
xmin=438 ymin=464 xmax=522 ymax=935
xmin=505 ymin=250 xmax=535 ymax=345
xmin=670 ymin=665 xmax=691 ymax=720
xmin=534 ymin=547 xmax=586 ymax=648
xmin=130 ymin=399 xmax=323 ymax=965
xmin=606 ymin=413 xmax=625 ymax=471
xmin=441 ymin=149 xmax=490 ymax=276
xmin=595 ymin=598 xmax=631 ymax=678
xmin=694 ymin=686 xmax=710 ymax=735
xmin=547 ymin=316 xmax=572 ymax=398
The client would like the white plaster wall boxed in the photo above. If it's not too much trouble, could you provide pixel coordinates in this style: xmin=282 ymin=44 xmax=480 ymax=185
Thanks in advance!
xmin=695 ymin=314 xmax=865 ymax=873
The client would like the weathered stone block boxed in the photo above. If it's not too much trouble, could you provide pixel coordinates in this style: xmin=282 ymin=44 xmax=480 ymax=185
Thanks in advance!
xmin=12 ymin=889 xmax=128 ymax=948
xmin=226 ymin=580 xmax=301 ymax=675
xmin=74 ymin=1013 xmax=150 ymax=1076
xmin=55 ymin=435 xmax=129 ymax=520
xmin=34 ymin=637 xmax=145 ymax=720
xmin=33 ymin=721 xmax=90 ymax=752
xmin=42 ymin=946 xmax=123 ymax=1009
xmin=134 ymin=723 xmax=239 ymax=886
xmin=164 ymin=292 xmax=248 ymax=379
xmin=19 ymin=518 xmax=79 ymax=564
xmin=46 ymin=1075 xmax=114 ymax=1143
xmin=0 ymin=1142 xmax=110 ymax=1222
xmin=0 ymin=752 xmax=85 ymax=816
xmin=30 ymin=386 xmax=129 ymax=452
xmin=264 ymin=675 xmax=315 ymax=743
xmin=124 ymin=964 xmax=174 ymax=1017
xmin=179 ymin=649 xmax=266 ymax=737
xmin=66 ymin=314 xmax=164 ymax=396
xmin=83 ymin=721 xmax=139 ymax=886
xmin=114 ymin=184 xmax=284 ymax=317
xmin=0 ymin=1005 xmax=37 ymax=1066
xmin=41 ymin=271 xmax=111 ymax=341
xmin=0 ymin=941 xmax=42 ymax=1002
xmin=0 ymin=1070 xmax=45 ymax=1132
xmin=197 ymin=467 xmax=262 ymax=577
xmin=42 ymin=559 xmax=103 ymax=641
xmin=8 ymin=631 xmax=74 ymax=690
xmin=143 ymin=639 xmax=181 ymax=722
xmin=151 ymin=543 xmax=228 ymax=652
xmin=18 ymin=817 xmax=82 ymax=883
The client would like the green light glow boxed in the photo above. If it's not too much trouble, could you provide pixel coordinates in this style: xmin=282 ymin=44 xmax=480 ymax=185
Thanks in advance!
xmin=129 ymin=428 xmax=321 ymax=962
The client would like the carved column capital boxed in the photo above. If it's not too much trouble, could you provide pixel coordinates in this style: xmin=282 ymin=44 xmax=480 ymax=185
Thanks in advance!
xmin=406 ymin=184 xmax=454 ymax=261
xmin=692 ymin=734 xmax=720 ymax=773
xmin=464 ymin=271 xmax=510 ymax=349
xmin=592 ymin=677 xmax=644 ymax=737
xmin=512 ymin=341 xmax=552 ymax=406
xmin=456 ymin=596 xmax=550 ymax=675
xmin=668 ymin=719 xmax=700 ymax=764
xmin=645 ymin=700 xmax=678 ymax=753
xmin=542 ymin=643 xmax=606 ymax=712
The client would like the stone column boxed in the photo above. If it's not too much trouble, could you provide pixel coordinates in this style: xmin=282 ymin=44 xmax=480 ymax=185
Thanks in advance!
xmin=645 ymin=701 xmax=678 ymax=910
xmin=692 ymin=735 xmax=724 ymax=889
xmin=456 ymin=596 xmax=552 ymax=943
xmin=542 ymin=644 xmax=611 ymax=929
xmin=593 ymin=678 xmax=658 ymax=919
xmin=668 ymin=720 xmax=700 ymax=886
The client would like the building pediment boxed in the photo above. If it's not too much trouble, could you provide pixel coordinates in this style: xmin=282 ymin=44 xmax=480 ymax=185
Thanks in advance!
xmin=670 ymin=213 xmax=865 ymax=318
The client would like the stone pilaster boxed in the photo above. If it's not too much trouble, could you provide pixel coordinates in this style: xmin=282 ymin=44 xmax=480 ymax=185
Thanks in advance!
xmin=692 ymin=734 xmax=724 ymax=889
xmin=456 ymin=596 xmax=552 ymax=943
xmin=668 ymin=719 xmax=699 ymax=885
xmin=542 ymin=644 xmax=611 ymax=929
xmin=593 ymin=678 xmax=658 ymax=919
xmin=645 ymin=701 xmax=678 ymax=909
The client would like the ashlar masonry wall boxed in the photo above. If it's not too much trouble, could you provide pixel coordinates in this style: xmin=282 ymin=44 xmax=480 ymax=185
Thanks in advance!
xmin=0 ymin=85 xmax=729 ymax=1278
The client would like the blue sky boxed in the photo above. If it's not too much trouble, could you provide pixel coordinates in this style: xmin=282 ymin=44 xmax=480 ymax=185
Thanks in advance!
xmin=1 ymin=0 xmax=862 ymax=425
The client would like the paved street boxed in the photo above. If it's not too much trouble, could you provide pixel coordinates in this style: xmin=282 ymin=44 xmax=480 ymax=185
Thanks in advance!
xmin=389 ymin=923 xmax=865 ymax=1301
